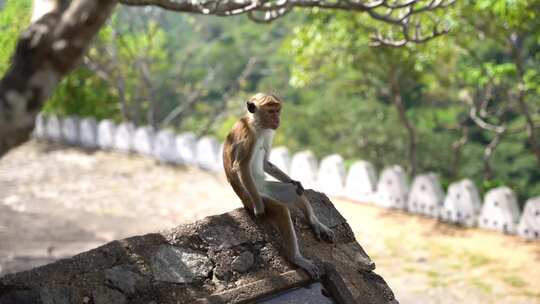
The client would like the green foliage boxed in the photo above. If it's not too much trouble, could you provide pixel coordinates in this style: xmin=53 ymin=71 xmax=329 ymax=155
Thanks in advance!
xmin=0 ymin=1 xmax=538 ymax=201
xmin=284 ymin=2 xmax=540 ymax=202
xmin=0 ymin=0 xmax=31 ymax=75
xmin=43 ymin=68 xmax=119 ymax=120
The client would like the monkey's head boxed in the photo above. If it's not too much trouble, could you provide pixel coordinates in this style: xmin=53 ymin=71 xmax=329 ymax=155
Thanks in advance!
xmin=247 ymin=93 xmax=282 ymax=130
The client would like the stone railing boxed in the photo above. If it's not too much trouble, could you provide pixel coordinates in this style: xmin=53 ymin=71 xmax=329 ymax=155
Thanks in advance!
xmin=33 ymin=114 xmax=540 ymax=241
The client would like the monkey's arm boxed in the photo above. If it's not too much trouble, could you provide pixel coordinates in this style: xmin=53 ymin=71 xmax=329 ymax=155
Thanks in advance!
xmin=265 ymin=161 xmax=305 ymax=195
xmin=264 ymin=161 xmax=293 ymax=183
xmin=233 ymin=143 xmax=265 ymax=216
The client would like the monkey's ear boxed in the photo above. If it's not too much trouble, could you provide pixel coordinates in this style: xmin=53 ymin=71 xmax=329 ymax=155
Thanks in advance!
xmin=247 ymin=102 xmax=256 ymax=113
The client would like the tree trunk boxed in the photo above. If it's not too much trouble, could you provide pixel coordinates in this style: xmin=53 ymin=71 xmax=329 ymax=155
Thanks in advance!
xmin=516 ymin=93 xmax=540 ymax=167
xmin=450 ymin=125 xmax=469 ymax=178
xmin=389 ymin=68 xmax=417 ymax=176
xmin=0 ymin=0 xmax=116 ymax=157
xmin=509 ymin=33 xmax=540 ymax=167
xmin=483 ymin=132 xmax=504 ymax=180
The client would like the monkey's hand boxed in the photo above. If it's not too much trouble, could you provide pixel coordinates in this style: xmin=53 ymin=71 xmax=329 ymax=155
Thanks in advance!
xmin=289 ymin=179 xmax=304 ymax=195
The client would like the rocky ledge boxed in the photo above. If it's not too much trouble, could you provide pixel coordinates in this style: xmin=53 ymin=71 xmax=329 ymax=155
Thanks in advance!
xmin=0 ymin=191 xmax=398 ymax=304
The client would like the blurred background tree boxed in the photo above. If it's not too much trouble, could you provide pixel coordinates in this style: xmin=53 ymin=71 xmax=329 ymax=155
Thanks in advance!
xmin=0 ymin=0 xmax=538 ymax=203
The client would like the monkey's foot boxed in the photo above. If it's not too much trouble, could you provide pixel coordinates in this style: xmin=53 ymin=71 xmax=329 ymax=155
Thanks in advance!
xmin=311 ymin=221 xmax=335 ymax=243
xmin=293 ymin=255 xmax=320 ymax=279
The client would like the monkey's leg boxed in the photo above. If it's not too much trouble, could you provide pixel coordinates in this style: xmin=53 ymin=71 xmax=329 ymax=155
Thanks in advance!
xmin=263 ymin=182 xmax=334 ymax=242
xmin=296 ymin=194 xmax=335 ymax=242
xmin=263 ymin=196 xmax=320 ymax=279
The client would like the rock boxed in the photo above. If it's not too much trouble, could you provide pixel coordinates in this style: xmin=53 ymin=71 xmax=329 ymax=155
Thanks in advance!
xmin=336 ymin=242 xmax=375 ymax=272
xmin=40 ymin=286 xmax=72 ymax=304
xmin=151 ymin=245 xmax=213 ymax=283
xmin=213 ymin=265 xmax=233 ymax=281
xmin=0 ymin=191 xmax=396 ymax=304
xmin=0 ymin=289 xmax=41 ymax=304
xmin=93 ymin=285 xmax=126 ymax=304
xmin=257 ymin=282 xmax=334 ymax=304
xmin=231 ymin=251 xmax=254 ymax=273
xmin=105 ymin=264 xmax=147 ymax=294
xmin=199 ymin=224 xmax=250 ymax=249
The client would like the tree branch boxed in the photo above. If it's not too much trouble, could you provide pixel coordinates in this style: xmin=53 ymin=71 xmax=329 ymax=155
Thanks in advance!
xmin=120 ymin=0 xmax=455 ymax=45
xmin=0 ymin=0 xmax=454 ymax=157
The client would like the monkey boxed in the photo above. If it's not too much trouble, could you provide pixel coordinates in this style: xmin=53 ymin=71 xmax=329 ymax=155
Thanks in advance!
xmin=223 ymin=93 xmax=334 ymax=279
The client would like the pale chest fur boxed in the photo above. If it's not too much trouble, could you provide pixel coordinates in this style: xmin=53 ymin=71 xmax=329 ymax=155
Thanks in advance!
xmin=250 ymin=129 xmax=274 ymax=188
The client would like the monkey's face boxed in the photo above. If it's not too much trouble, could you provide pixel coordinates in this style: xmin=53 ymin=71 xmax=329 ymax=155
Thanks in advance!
xmin=260 ymin=104 xmax=281 ymax=130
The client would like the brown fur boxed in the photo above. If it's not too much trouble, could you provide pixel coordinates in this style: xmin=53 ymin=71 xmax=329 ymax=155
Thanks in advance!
xmin=222 ymin=94 xmax=325 ymax=279
xmin=223 ymin=117 xmax=256 ymax=212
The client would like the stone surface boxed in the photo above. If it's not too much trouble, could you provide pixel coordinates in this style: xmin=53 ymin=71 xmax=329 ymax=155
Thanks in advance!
xmin=290 ymin=150 xmax=319 ymax=190
xmin=133 ymin=126 xmax=155 ymax=156
xmin=517 ymin=196 xmax=540 ymax=240
xmin=198 ymin=223 xmax=252 ymax=249
xmin=345 ymin=160 xmax=377 ymax=204
xmin=440 ymin=179 xmax=481 ymax=227
xmin=79 ymin=117 xmax=98 ymax=149
xmin=93 ymin=285 xmax=126 ymax=304
xmin=176 ymin=132 xmax=197 ymax=165
xmin=97 ymin=119 xmax=116 ymax=150
xmin=478 ymin=186 xmax=521 ymax=234
xmin=257 ymin=282 xmax=335 ymax=304
xmin=0 ymin=289 xmax=41 ymax=304
xmin=336 ymin=242 xmax=376 ymax=272
xmin=153 ymin=129 xmax=179 ymax=164
xmin=196 ymin=136 xmax=222 ymax=172
xmin=113 ymin=122 xmax=136 ymax=153
xmin=0 ymin=191 xmax=396 ymax=304
xmin=40 ymin=286 xmax=72 ymax=304
xmin=61 ymin=116 xmax=80 ymax=145
xmin=45 ymin=114 xmax=62 ymax=142
xmin=407 ymin=173 xmax=445 ymax=217
xmin=33 ymin=113 xmax=47 ymax=139
xmin=105 ymin=264 xmax=147 ymax=294
xmin=151 ymin=244 xmax=213 ymax=283
xmin=375 ymin=165 xmax=408 ymax=209
xmin=269 ymin=146 xmax=291 ymax=176
xmin=317 ymin=154 xmax=346 ymax=197
xmin=231 ymin=251 xmax=254 ymax=273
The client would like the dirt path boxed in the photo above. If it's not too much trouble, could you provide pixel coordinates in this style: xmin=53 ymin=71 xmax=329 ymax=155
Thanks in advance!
xmin=1 ymin=141 xmax=539 ymax=303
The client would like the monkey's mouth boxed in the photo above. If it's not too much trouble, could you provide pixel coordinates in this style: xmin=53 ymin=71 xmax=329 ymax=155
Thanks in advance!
xmin=271 ymin=119 xmax=280 ymax=129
